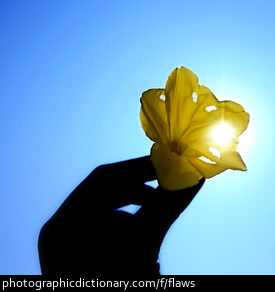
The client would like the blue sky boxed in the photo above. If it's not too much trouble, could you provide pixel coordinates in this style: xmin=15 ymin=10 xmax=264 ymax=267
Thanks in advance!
xmin=1 ymin=0 xmax=275 ymax=275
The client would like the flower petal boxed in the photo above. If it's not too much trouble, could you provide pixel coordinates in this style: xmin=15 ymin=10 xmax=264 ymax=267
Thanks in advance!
xmin=188 ymin=156 xmax=228 ymax=178
xmin=217 ymin=150 xmax=247 ymax=171
xmin=164 ymin=67 xmax=200 ymax=141
xmin=140 ymin=89 xmax=168 ymax=145
xmin=186 ymin=147 xmax=247 ymax=179
xmin=150 ymin=143 xmax=202 ymax=190
xmin=183 ymin=99 xmax=250 ymax=151
xmin=225 ymin=111 xmax=250 ymax=137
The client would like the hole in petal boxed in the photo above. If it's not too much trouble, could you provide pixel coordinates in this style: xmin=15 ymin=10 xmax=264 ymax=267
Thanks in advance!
xmin=192 ymin=92 xmax=198 ymax=102
xmin=160 ymin=95 xmax=166 ymax=101
xmin=198 ymin=156 xmax=216 ymax=164
xmin=209 ymin=147 xmax=221 ymax=158
xmin=206 ymin=105 xmax=217 ymax=112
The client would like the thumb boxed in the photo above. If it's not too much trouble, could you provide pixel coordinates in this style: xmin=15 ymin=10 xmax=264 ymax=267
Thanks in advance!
xmin=135 ymin=178 xmax=205 ymax=259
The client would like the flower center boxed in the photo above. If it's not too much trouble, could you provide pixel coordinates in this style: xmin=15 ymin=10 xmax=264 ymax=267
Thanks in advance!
xmin=170 ymin=141 xmax=182 ymax=155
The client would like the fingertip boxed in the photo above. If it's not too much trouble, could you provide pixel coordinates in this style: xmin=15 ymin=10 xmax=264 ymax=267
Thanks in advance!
xmin=199 ymin=177 xmax=206 ymax=186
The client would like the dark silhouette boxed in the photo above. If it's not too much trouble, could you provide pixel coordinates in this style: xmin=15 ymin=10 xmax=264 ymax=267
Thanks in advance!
xmin=38 ymin=156 xmax=204 ymax=276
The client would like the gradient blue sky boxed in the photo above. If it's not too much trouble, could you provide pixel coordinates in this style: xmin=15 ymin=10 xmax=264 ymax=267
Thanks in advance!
xmin=1 ymin=0 xmax=274 ymax=275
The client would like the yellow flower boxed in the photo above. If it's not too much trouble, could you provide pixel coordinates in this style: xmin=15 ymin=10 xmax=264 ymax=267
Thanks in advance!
xmin=140 ymin=66 xmax=250 ymax=190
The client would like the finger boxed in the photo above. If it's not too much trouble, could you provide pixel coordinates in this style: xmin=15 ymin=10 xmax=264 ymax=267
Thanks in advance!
xmin=93 ymin=155 xmax=157 ymax=185
xmin=155 ymin=177 xmax=205 ymax=213
xmin=135 ymin=178 xmax=205 ymax=258
xmin=54 ymin=156 xmax=157 ymax=218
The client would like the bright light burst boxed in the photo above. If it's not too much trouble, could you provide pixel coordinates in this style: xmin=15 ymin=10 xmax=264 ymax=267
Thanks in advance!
xmin=212 ymin=122 xmax=234 ymax=146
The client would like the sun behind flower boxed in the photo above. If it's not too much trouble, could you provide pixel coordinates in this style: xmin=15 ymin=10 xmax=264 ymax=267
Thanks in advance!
xmin=140 ymin=66 xmax=250 ymax=190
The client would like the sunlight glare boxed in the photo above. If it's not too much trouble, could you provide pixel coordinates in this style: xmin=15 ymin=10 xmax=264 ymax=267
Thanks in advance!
xmin=212 ymin=122 xmax=234 ymax=146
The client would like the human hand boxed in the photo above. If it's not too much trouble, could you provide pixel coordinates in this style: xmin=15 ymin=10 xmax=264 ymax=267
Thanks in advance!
xmin=38 ymin=156 xmax=204 ymax=276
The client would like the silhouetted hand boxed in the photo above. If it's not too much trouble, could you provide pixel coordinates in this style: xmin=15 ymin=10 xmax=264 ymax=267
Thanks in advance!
xmin=38 ymin=156 xmax=204 ymax=276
